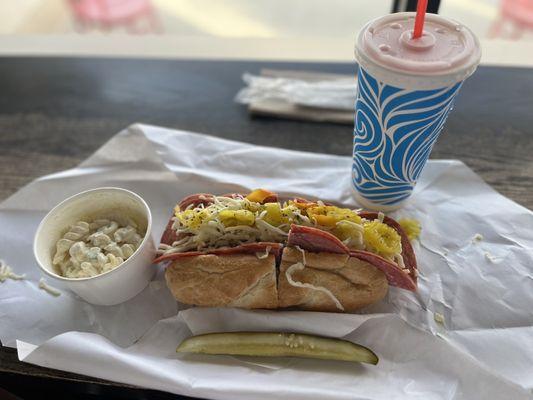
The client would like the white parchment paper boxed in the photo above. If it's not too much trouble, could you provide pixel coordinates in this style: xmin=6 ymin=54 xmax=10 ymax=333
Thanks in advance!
xmin=1 ymin=124 xmax=532 ymax=400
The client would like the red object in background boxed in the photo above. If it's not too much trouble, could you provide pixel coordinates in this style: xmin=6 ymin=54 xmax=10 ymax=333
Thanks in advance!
xmin=67 ymin=0 xmax=163 ymax=34
xmin=489 ymin=0 xmax=533 ymax=39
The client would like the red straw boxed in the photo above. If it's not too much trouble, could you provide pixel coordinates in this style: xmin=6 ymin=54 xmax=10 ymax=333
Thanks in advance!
xmin=413 ymin=0 xmax=428 ymax=39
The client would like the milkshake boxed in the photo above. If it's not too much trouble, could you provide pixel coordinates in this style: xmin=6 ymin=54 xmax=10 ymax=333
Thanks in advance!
xmin=352 ymin=12 xmax=481 ymax=211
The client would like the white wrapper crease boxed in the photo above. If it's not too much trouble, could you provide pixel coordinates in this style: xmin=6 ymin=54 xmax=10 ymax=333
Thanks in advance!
xmin=1 ymin=124 xmax=532 ymax=400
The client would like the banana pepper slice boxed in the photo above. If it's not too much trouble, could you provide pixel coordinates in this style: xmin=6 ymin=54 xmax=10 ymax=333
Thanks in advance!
xmin=218 ymin=209 xmax=255 ymax=227
xmin=246 ymin=189 xmax=276 ymax=204
xmin=177 ymin=332 xmax=378 ymax=364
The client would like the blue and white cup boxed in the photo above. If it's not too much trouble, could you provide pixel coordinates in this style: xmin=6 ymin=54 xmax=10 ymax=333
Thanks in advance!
xmin=352 ymin=13 xmax=481 ymax=210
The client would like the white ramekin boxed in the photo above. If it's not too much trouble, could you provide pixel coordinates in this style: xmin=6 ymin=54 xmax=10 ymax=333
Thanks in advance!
xmin=33 ymin=187 xmax=156 ymax=306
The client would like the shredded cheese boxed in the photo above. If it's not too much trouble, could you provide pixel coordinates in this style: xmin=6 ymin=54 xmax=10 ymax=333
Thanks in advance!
xmin=377 ymin=212 xmax=385 ymax=223
xmin=336 ymin=220 xmax=364 ymax=249
xmin=254 ymin=219 xmax=289 ymax=237
xmin=337 ymin=220 xmax=364 ymax=232
xmin=38 ymin=278 xmax=61 ymax=297
xmin=0 ymin=260 xmax=26 ymax=282
xmin=161 ymin=196 xmax=302 ymax=255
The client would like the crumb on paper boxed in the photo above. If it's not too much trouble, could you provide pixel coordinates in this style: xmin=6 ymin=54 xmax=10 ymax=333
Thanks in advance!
xmin=434 ymin=312 xmax=445 ymax=325
xmin=39 ymin=278 xmax=61 ymax=297
xmin=0 ymin=260 xmax=26 ymax=283
xmin=150 ymin=280 xmax=163 ymax=291
xmin=472 ymin=233 xmax=484 ymax=243
xmin=484 ymin=252 xmax=500 ymax=263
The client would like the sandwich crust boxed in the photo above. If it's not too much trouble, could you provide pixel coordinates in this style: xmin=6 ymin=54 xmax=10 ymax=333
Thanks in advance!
xmin=277 ymin=247 xmax=388 ymax=312
xmin=165 ymin=253 xmax=278 ymax=309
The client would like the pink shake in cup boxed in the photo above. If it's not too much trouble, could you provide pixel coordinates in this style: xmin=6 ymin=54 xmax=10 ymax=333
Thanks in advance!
xmin=352 ymin=12 xmax=481 ymax=210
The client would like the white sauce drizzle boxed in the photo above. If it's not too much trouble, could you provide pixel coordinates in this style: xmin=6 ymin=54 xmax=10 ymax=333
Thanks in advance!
xmin=255 ymin=246 xmax=272 ymax=259
xmin=285 ymin=246 xmax=344 ymax=311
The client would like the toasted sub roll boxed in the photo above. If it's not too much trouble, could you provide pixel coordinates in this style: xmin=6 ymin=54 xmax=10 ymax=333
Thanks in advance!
xmin=165 ymin=253 xmax=278 ymax=309
xmin=158 ymin=190 xmax=419 ymax=312
xmin=278 ymin=247 xmax=388 ymax=312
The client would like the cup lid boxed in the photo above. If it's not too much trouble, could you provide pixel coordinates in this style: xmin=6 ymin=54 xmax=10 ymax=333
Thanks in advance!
xmin=355 ymin=13 xmax=481 ymax=89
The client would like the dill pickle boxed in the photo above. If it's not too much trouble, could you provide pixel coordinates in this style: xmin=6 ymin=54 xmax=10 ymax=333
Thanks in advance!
xmin=177 ymin=332 xmax=378 ymax=365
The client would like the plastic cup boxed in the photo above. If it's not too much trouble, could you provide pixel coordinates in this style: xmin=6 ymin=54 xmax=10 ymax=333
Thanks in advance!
xmin=352 ymin=12 xmax=481 ymax=211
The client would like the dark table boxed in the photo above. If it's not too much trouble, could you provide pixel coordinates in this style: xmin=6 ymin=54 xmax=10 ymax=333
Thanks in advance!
xmin=1 ymin=57 xmax=532 ymax=399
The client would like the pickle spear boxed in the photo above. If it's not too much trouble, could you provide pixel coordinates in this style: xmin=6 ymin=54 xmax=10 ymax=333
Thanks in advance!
xmin=176 ymin=332 xmax=378 ymax=365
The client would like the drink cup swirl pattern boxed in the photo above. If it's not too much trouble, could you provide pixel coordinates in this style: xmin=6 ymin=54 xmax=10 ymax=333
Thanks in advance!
xmin=352 ymin=67 xmax=462 ymax=207
xmin=352 ymin=13 xmax=480 ymax=209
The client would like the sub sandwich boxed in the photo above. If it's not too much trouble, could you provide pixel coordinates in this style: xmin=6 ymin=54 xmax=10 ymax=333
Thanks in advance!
xmin=154 ymin=189 xmax=418 ymax=312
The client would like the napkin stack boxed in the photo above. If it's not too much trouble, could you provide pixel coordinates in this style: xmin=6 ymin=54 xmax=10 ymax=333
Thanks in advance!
xmin=235 ymin=69 xmax=356 ymax=124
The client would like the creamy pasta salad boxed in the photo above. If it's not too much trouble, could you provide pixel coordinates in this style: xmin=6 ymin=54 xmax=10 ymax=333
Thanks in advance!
xmin=52 ymin=218 xmax=143 ymax=278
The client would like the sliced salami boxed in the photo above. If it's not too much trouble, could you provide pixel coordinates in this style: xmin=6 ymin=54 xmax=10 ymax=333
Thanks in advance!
xmin=358 ymin=211 xmax=418 ymax=283
xmin=220 ymin=193 xmax=245 ymax=200
xmin=153 ymin=242 xmax=283 ymax=264
xmin=291 ymin=197 xmax=334 ymax=207
xmin=292 ymin=197 xmax=315 ymax=206
xmin=178 ymin=193 xmax=215 ymax=210
xmin=222 ymin=192 xmax=278 ymax=203
xmin=350 ymin=250 xmax=417 ymax=291
xmin=160 ymin=215 xmax=179 ymax=246
xmin=286 ymin=221 xmax=417 ymax=291
xmin=153 ymin=251 xmax=203 ymax=263
xmin=262 ymin=195 xmax=278 ymax=203
xmin=287 ymin=224 xmax=349 ymax=254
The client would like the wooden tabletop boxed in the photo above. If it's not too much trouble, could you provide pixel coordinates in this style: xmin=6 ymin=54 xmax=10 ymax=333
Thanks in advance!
xmin=0 ymin=57 xmax=532 ymax=399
